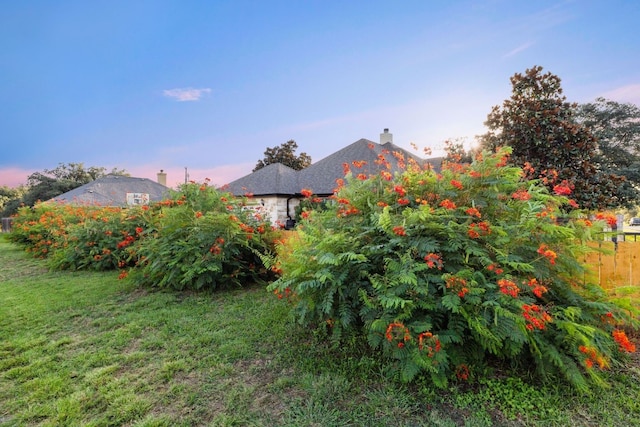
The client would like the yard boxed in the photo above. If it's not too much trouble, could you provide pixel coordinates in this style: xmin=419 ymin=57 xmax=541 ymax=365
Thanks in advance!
xmin=1 ymin=234 xmax=639 ymax=426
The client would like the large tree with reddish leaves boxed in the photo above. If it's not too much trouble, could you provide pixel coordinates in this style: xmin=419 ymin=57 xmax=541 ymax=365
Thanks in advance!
xmin=479 ymin=66 xmax=626 ymax=210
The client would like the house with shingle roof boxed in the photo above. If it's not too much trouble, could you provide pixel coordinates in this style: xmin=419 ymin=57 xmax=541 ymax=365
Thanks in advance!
xmin=225 ymin=129 xmax=442 ymax=227
xmin=50 ymin=174 xmax=170 ymax=207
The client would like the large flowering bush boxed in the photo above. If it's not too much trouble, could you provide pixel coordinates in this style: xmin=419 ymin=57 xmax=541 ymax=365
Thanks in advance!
xmin=268 ymin=147 xmax=636 ymax=390
xmin=125 ymin=181 xmax=277 ymax=290
xmin=9 ymin=202 xmax=138 ymax=265
xmin=47 ymin=206 xmax=147 ymax=271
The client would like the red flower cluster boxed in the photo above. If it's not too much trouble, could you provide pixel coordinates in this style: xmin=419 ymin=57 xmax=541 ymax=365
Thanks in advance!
xmin=336 ymin=197 xmax=360 ymax=216
xmin=117 ymin=232 xmax=136 ymax=249
xmin=386 ymin=322 xmax=411 ymax=348
xmin=511 ymin=189 xmax=531 ymax=201
xmin=352 ymin=160 xmax=367 ymax=168
xmin=455 ymin=364 xmax=470 ymax=381
xmin=537 ymin=244 xmax=557 ymax=265
xmin=522 ymin=304 xmax=552 ymax=331
xmin=417 ymin=331 xmax=441 ymax=357
xmin=612 ymin=329 xmax=636 ymax=353
xmin=300 ymin=188 xmax=314 ymax=198
xmin=595 ymin=213 xmax=618 ymax=227
xmin=394 ymin=185 xmax=406 ymax=197
xmin=552 ymin=179 xmax=573 ymax=196
xmin=579 ymin=345 xmax=608 ymax=369
xmin=498 ymin=278 xmax=519 ymax=298
xmin=450 ymin=179 xmax=463 ymax=190
xmin=468 ymin=221 xmax=491 ymax=239
xmin=526 ymin=278 xmax=548 ymax=298
xmin=380 ymin=170 xmax=392 ymax=181
xmin=209 ymin=237 xmax=225 ymax=255
xmin=424 ymin=253 xmax=443 ymax=269
xmin=446 ymin=276 xmax=469 ymax=298
xmin=392 ymin=226 xmax=406 ymax=236
xmin=439 ymin=199 xmax=457 ymax=210
xmin=273 ymin=287 xmax=293 ymax=300
xmin=486 ymin=263 xmax=504 ymax=275
xmin=465 ymin=207 xmax=481 ymax=218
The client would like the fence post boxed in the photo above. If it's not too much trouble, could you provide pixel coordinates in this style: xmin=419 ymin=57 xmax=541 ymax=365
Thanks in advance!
xmin=1 ymin=218 xmax=12 ymax=233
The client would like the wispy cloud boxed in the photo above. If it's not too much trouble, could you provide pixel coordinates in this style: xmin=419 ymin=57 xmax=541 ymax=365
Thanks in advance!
xmin=163 ymin=87 xmax=211 ymax=102
xmin=503 ymin=41 xmax=535 ymax=58
xmin=601 ymin=84 xmax=640 ymax=105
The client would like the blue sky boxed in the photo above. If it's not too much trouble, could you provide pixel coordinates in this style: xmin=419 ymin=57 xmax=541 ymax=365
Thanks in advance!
xmin=1 ymin=0 xmax=639 ymax=188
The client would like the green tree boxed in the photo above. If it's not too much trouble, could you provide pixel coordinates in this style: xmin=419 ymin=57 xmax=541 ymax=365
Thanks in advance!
xmin=479 ymin=66 xmax=626 ymax=210
xmin=253 ymin=140 xmax=311 ymax=172
xmin=575 ymin=97 xmax=640 ymax=204
xmin=4 ymin=163 xmax=128 ymax=216
xmin=0 ymin=185 xmax=27 ymax=215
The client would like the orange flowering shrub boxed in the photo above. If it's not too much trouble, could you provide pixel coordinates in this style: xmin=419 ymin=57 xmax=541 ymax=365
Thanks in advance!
xmin=126 ymin=181 xmax=276 ymax=290
xmin=269 ymin=146 xmax=637 ymax=390
xmin=10 ymin=202 xmax=145 ymax=270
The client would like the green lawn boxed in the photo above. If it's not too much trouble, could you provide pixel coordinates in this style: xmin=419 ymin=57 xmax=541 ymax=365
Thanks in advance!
xmin=1 ymin=235 xmax=639 ymax=426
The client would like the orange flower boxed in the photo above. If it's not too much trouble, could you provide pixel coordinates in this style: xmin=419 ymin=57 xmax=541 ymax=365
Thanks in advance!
xmin=553 ymin=180 xmax=573 ymax=196
xmin=385 ymin=322 xmax=411 ymax=343
xmin=300 ymin=188 xmax=314 ymax=198
xmin=418 ymin=332 xmax=441 ymax=357
xmin=498 ymin=278 xmax=519 ymax=298
xmin=450 ymin=179 xmax=463 ymax=190
xmin=612 ymin=329 xmax=636 ymax=353
xmin=537 ymin=244 xmax=557 ymax=265
xmin=467 ymin=227 xmax=480 ymax=239
xmin=511 ymin=189 xmax=531 ymax=201
xmin=465 ymin=207 xmax=481 ymax=218
xmin=455 ymin=364 xmax=470 ymax=381
xmin=380 ymin=171 xmax=392 ymax=181
xmin=352 ymin=160 xmax=367 ymax=168
xmin=522 ymin=304 xmax=552 ymax=331
xmin=439 ymin=199 xmax=456 ymax=210
xmin=394 ymin=185 xmax=406 ymax=197
xmin=392 ymin=226 xmax=406 ymax=236
xmin=424 ymin=253 xmax=443 ymax=269
xmin=487 ymin=263 xmax=504 ymax=275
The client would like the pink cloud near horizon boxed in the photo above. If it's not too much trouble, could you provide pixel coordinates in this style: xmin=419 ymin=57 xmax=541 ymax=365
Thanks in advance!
xmin=125 ymin=163 xmax=254 ymax=189
xmin=0 ymin=167 xmax=32 ymax=187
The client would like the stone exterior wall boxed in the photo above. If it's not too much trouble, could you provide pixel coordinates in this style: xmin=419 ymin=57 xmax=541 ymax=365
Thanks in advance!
xmin=244 ymin=196 xmax=301 ymax=227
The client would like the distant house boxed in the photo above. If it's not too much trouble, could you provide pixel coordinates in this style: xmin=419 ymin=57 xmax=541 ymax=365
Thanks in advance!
xmin=50 ymin=174 xmax=169 ymax=207
xmin=225 ymin=129 xmax=442 ymax=227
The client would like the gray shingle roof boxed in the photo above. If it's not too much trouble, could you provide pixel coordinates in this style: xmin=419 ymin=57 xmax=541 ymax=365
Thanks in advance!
xmin=226 ymin=138 xmax=442 ymax=197
xmin=224 ymin=163 xmax=299 ymax=196
xmin=50 ymin=175 xmax=169 ymax=206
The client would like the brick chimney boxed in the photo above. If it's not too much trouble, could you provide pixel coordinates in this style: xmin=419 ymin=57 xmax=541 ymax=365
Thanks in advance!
xmin=157 ymin=170 xmax=167 ymax=186
xmin=380 ymin=128 xmax=393 ymax=144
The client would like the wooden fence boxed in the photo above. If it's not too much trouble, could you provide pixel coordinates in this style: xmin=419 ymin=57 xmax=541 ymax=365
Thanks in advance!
xmin=583 ymin=241 xmax=640 ymax=290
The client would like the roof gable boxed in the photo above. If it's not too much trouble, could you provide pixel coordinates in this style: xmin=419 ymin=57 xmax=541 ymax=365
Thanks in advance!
xmin=225 ymin=163 xmax=299 ymax=196
xmin=51 ymin=175 xmax=169 ymax=206
xmin=226 ymin=138 xmax=443 ymax=197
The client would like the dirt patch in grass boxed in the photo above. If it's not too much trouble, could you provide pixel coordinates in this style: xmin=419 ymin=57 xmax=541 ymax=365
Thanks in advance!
xmin=232 ymin=357 xmax=302 ymax=419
